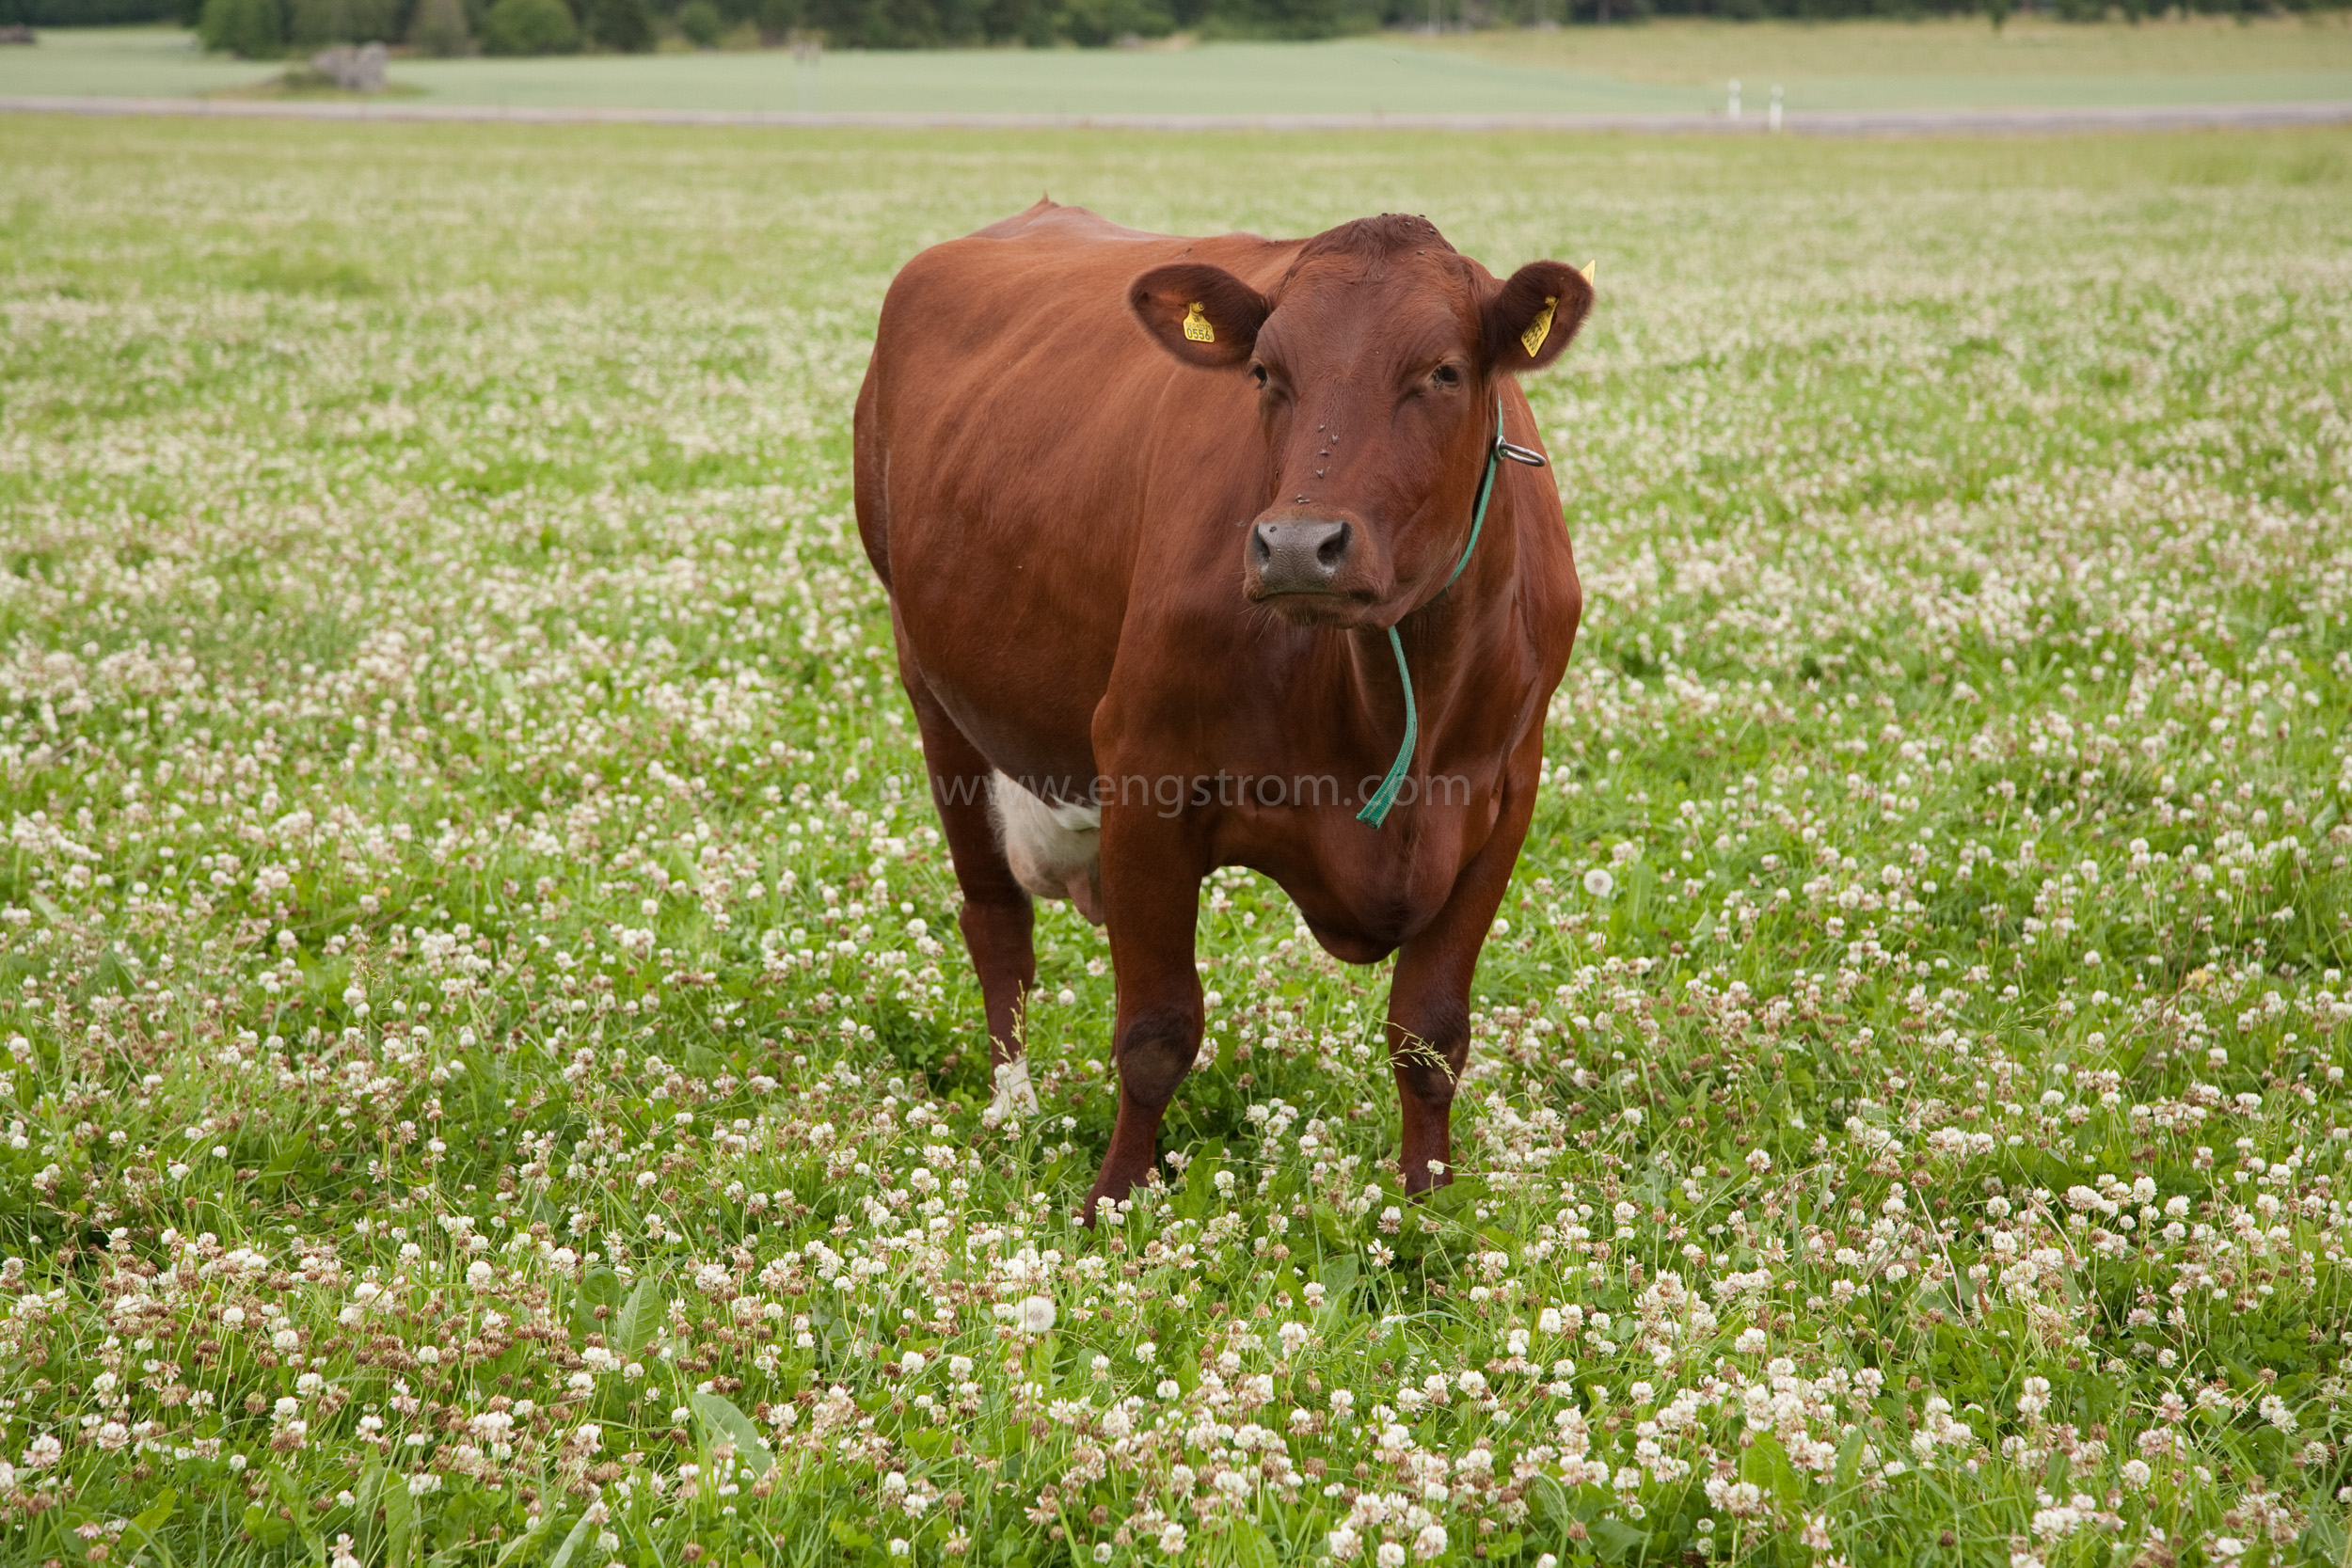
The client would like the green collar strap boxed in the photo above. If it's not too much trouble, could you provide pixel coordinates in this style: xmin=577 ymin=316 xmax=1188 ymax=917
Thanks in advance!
xmin=1356 ymin=398 xmax=1547 ymax=829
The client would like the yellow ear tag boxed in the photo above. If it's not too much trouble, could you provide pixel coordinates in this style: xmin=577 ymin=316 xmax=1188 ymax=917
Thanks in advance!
xmin=1580 ymin=259 xmax=1597 ymax=284
xmin=1182 ymin=301 xmax=1215 ymax=343
xmin=1520 ymin=294 xmax=1557 ymax=359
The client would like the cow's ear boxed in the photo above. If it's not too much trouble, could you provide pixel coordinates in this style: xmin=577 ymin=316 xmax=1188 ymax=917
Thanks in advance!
xmin=1130 ymin=263 xmax=1269 ymax=370
xmin=1481 ymin=260 xmax=1595 ymax=374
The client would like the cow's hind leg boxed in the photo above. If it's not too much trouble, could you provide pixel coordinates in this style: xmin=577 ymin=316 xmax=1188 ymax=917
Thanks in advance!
xmin=893 ymin=620 xmax=1039 ymax=1117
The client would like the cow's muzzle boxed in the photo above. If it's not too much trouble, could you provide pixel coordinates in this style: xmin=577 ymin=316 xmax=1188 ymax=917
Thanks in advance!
xmin=1248 ymin=516 xmax=1353 ymax=601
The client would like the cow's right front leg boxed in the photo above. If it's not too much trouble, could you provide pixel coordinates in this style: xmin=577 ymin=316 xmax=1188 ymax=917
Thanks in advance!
xmin=1083 ymin=809 xmax=1206 ymax=1222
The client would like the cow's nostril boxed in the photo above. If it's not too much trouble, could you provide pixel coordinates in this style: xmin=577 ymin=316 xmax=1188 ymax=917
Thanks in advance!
xmin=1251 ymin=516 xmax=1351 ymax=595
xmin=1316 ymin=522 xmax=1351 ymax=569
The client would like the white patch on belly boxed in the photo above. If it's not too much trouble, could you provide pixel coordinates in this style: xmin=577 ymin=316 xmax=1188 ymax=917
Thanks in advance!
xmin=989 ymin=771 xmax=1104 ymax=924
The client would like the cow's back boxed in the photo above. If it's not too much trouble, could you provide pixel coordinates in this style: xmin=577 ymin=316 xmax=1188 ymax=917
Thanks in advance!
xmin=857 ymin=202 xmax=1290 ymax=788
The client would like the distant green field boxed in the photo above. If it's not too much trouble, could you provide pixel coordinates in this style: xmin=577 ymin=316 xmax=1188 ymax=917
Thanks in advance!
xmin=6 ymin=15 xmax=2352 ymax=114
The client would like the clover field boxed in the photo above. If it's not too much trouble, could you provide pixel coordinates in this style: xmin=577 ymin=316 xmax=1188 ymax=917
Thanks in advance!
xmin=2 ymin=119 xmax=2351 ymax=1568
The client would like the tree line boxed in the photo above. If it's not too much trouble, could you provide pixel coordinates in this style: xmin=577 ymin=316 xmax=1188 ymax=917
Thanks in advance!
xmin=6 ymin=0 xmax=2336 ymax=55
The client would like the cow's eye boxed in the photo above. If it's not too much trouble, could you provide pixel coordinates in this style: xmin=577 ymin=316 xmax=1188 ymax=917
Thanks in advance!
xmin=1250 ymin=364 xmax=1269 ymax=388
xmin=1431 ymin=364 xmax=1461 ymax=388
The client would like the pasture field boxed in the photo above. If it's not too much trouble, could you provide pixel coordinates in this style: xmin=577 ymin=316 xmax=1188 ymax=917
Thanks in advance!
xmin=8 ymin=16 xmax=2352 ymax=114
xmin=3 ymin=117 xmax=2351 ymax=1566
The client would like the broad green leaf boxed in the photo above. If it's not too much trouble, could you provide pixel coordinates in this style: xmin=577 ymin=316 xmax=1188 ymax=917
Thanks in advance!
xmin=1230 ymin=1518 xmax=1279 ymax=1568
xmin=355 ymin=1461 xmax=386 ymax=1559
xmin=240 ymin=1502 xmax=290 ymax=1549
xmin=383 ymin=1474 xmax=417 ymax=1568
xmin=124 ymin=1488 xmax=179 ymax=1568
xmin=1740 ymin=1432 xmax=1803 ymax=1508
xmin=266 ymin=1462 xmax=324 ymax=1563
xmin=1528 ymin=1473 xmax=1576 ymax=1533
xmin=1833 ymin=1426 xmax=1867 ymax=1492
xmin=1587 ymin=1517 xmax=1648 ymax=1562
xmin=691 ymin=1388 xmax=775 ymax=1478
xmin=614 ymin=1274 xmax=665 ymax=1357
xmin=495 ymin=1510 xmax=558 ymax=1567
xmin=255 ymin=1133 xmax=310 ymax=1189
xmin=544 ymin=1512 xmax=596 ymax=1568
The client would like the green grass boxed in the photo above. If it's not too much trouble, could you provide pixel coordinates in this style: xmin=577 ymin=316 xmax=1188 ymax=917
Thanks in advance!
xmin=2 ymin=115 xmax=2351 ymax=1567
xmin=8 ymin=16 xmax=2352 ymax=114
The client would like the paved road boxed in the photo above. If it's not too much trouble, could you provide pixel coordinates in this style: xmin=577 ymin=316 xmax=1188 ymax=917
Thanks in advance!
xmin=4 ymin=92 xmax=2349 ymax=135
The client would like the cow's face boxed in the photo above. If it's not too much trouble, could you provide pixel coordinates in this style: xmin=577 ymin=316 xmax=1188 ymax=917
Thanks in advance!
xmin=1129 ymin=216 xmax=1591 ymax=630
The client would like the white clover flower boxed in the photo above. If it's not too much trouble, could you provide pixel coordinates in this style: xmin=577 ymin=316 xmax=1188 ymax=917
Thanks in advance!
xmin=1157 ymin=1522 xmax=1187 ymax=1555
xmin=1376 ymin=1544 xmax=1406 ymax=1568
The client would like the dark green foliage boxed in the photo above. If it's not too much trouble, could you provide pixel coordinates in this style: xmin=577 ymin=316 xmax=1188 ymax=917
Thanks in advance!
xmin=287 ymin=0 xmax=397 ymax=42
xmin=35 ymin=0 xmax=2351 ymax=44
xmin=584 ymin=0 xmax=654 ymax=48
xmin=478 ymin=0 xmax=575 ymax=49
xmin=406 ymin=0 xmax=469 ymax=51
xmin=197 ymin=0 xmax=282 ymax=55
xmin=1056 ymin=0 xmax=1169 ymax=42
xmin=10 ymin=0 xmax=181 ymax=22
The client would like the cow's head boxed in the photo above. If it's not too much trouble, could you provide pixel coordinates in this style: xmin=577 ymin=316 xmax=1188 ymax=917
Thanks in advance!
xmin=1129 ymin=214 xmax=1591 ymax=629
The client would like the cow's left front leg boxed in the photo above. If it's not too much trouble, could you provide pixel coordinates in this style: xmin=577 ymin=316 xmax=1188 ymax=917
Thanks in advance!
xmin=1082 ymin=808 xmax=1208 ymax=1223
xmin=1386 ymin=737 xmax=1545 ymax=1195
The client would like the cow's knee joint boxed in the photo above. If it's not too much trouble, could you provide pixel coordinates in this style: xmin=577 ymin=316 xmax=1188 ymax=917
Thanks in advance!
xmin=1390 ymin=1011 xmax=1467 ymax=1109
xmin=1114 ymin=1006 xmax=1199 ymax=1108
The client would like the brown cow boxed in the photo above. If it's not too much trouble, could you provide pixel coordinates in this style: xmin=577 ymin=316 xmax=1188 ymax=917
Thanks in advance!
xmin=853 ymin=201 xmax=1592 ymax=1220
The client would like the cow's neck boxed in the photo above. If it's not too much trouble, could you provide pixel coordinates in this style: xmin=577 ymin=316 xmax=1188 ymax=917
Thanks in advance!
xmin=1349 ymin=483 xmax=1523 ymax=769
